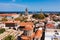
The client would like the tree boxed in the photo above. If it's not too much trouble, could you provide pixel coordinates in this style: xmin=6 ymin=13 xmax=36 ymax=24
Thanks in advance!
xmin=39 ymin=13 xmax=45 ymax=19
xmin=44 ymin=14 xmax=49 ymax=17
xmin=14 ymin=17 xmax=21 ymax=21
xmin=32 ymin=14 xmax=39 ymax=19
xmin=21 ymin=17 xmax=28 ymax=22
xmin=32 ymin=13 xmax=45 ymax=19
xmin=0 ymin=28 xmax=5 ymax=34
xmin=1 ymin=17 xmax=8 ymax=21
xmin=4 ymin=35 xmax=13 ymax=40
xmin=19 ymin=13 xmax=23 ymax=16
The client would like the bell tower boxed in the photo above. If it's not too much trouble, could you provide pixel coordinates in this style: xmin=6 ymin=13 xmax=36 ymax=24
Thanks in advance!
xmin=25 ymin=8 xmax=28 ymax=16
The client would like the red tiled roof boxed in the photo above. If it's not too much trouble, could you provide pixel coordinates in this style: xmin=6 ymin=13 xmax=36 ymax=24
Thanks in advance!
xmin=20 ymin=22 xmax=34 ymax=30
xmin=4 ymin=21 xmax=18 ymax=23
xmin=0 ymin=14 xmax=17 ymax=16
xmin=21 ymin=35 xmax=30 ymax=40
xmin=20 ymin=22 xmax=26 ymax=26
xmin=35 ymin=30 xmax=43 ymax=38
xmin=46 ymin=23 xmax=54 ymax=28
xmin=30 ymin=32 xmax=35 ymax=39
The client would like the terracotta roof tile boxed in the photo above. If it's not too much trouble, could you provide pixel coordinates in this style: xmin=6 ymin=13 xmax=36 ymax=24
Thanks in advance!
xmin=20 ymin=22 xmax=26 ymax=26
xmin=0 ymin=14 xmax=17 ymax=16
xmin=35 ymin=30 xmax=43 ymax=38
xmin=30 ymin=32 xmax=35 ymax=38
xmin=21 ymin=35 xmax=29 ymax=40
xmin=46 ymin=23 xmax=54 ymax=28
xmin=20 ymin=22 xmax=34 ymax=30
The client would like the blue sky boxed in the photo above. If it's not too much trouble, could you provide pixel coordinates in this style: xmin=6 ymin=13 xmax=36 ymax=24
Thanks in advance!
xmin=0 ymin=0 xmax=60 ymax=11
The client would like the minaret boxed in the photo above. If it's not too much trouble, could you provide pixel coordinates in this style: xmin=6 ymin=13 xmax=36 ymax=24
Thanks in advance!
xmin=40 ymin=9 xmax=43 ymax=14
xmin=25 ymin=8 xmax=28 ymax=16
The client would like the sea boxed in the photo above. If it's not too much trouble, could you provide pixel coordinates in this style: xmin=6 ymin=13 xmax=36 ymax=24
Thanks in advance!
xmin=0 ymin=11 xmax=60 ymax=14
